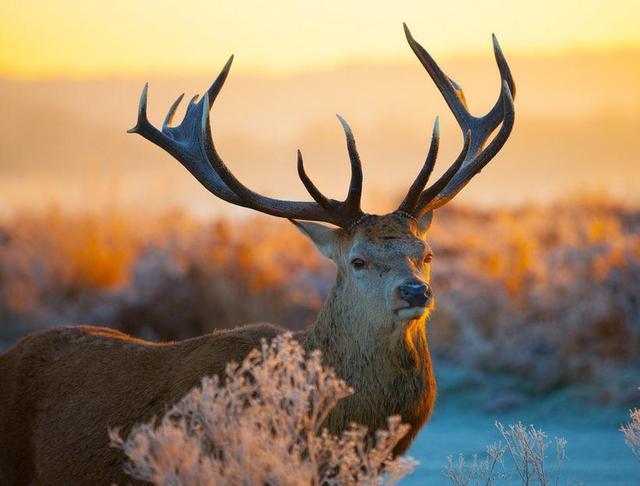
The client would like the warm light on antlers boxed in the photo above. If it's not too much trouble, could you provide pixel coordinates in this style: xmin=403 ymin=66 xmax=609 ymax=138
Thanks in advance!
xmin=129 ymin=24 xmax=515 ymax=226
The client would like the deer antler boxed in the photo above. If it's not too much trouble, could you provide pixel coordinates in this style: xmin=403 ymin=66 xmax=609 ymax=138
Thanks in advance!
xmin=128 ymin=57 xmax=363 ymax=228
xmin=398 ymin=23 xmax=516 ymax=217
xmin=129 ymin=24 xmax=514 ymax=227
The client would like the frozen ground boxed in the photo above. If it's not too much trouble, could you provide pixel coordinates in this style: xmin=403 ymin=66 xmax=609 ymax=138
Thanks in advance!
xmin=405 ymin=367 xmax=638 ymax=485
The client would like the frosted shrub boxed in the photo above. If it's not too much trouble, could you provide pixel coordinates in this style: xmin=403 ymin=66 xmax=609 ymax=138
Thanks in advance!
xmin=443 ymin=442 xmax=506 ymax=485
xmin=110 ymin=333 xmax=416 ymax=485
xmin=496 ymin=421 xmax=566 ymax=485
xmin=621 ymin=408 xmax=640 ymax=461
xmin=444 ymin=421 xmax=566 ymax=485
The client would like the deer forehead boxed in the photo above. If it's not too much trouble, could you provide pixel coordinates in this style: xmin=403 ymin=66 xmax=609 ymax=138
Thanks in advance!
xmin=349 ymin=238 xmax=427 ymax=264
xmin=343 ymin=214 xmax=428 ymax=262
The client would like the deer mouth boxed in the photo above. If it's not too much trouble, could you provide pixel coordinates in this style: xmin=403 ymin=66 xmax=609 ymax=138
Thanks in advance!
xmin=393 ymin=306 xmax=428 ymax=321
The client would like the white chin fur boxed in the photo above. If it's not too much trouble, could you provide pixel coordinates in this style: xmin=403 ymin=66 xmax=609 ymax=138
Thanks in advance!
xmin=394 ymin=307 xmax=428 ymax=321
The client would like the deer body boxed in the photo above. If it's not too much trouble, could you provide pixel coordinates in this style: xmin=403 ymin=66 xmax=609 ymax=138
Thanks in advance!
xmin=0 ymin=24 xmax=515 ymax=484
xmin=0 ymin=324 xmax=284 ymax=485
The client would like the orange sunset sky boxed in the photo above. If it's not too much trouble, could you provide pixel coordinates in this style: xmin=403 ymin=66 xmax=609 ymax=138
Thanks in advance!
xmin=1 ymin=0 xmax=639 ymax=77
xmin=0 ymin=1 xmax=639 ymax=216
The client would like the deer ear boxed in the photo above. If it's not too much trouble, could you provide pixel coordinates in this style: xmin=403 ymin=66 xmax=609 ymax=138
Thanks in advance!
xmin=289 ymin=220 xmax=339 ymax=259
xmin=417 ymin=211 xmax=433 ymax=237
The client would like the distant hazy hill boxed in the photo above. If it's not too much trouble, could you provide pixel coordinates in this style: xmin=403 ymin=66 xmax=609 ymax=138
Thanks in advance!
xmin=1 ymin=49 xmax=638 ymax=216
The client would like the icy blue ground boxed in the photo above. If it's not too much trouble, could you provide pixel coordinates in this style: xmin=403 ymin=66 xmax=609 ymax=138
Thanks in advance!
xmin=404 ymin=367 xmax=638 ymax=485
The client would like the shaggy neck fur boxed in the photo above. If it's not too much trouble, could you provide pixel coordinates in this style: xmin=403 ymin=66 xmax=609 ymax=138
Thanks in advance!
xmin=301 ymin=271 xmax=436 ymax=453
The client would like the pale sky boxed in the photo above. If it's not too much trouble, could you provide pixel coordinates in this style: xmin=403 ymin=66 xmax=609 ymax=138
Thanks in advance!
xmin=1 ymin=0 xmax=639 ymax=78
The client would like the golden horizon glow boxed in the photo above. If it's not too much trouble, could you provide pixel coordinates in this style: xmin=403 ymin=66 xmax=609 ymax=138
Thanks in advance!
xmin=1 ymin=0 xmax=639 ymax=79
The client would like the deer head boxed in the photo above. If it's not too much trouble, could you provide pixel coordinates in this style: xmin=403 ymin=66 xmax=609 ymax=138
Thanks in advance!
xmin=128 ymin=23 xmax=515 ymax=342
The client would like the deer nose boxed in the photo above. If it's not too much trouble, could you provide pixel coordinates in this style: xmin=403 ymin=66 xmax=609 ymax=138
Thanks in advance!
xmin=398 ymin=281 xmax=431 ymax=308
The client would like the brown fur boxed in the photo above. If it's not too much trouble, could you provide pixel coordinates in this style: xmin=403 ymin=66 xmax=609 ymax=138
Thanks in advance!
xmin=0 ymin=213 xmax=437 ymax=485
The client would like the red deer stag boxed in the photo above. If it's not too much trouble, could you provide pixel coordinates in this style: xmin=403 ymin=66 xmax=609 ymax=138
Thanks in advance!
xmin=0 ymin=24 xmax=515 ymax=485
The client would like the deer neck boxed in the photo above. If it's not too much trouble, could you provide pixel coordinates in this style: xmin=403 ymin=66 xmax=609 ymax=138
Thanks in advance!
xmin=302 ymin=274 xmax=434 ymax=386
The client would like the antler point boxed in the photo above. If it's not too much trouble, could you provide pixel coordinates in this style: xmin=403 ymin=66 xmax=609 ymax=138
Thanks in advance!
xmin=129 ymin=82 xmax=150 ymax=134
xmin=163 ymin=93 xmax=185 ymax=129
xmin=336 ymin=114 xmax=351 ymax=132
xmin=492 ymin=33 xmax=502 ymax=51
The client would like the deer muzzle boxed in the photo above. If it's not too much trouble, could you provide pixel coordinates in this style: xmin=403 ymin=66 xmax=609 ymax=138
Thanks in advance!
xmin=398 ymin=281 xmax=431 ymax=308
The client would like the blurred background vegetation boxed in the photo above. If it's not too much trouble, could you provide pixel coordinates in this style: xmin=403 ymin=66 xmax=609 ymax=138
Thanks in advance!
xmin=1 ymin=197 xmax=638 ymax=408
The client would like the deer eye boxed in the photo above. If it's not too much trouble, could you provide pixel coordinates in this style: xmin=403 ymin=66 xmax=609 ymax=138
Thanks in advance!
xmin=351 ymin=258 xmax=366 ymax=270
xmin=424 ymin=253 xmax=433 ymax=264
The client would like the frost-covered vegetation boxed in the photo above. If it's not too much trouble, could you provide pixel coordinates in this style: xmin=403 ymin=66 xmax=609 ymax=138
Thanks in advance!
xmin=621 ymin=407 xmax=640 ymax=462
xmin=443 ymin=422 xmax=567 ymax=485
xmin=110 ymin=333 xmax=416 ymax=485
xmin=1 ymin=198 xmax=638 ymax=405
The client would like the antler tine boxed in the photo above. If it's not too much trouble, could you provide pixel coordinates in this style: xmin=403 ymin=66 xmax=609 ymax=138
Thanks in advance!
xmin=128 ymin=83 xmax=153 ymax=136
xmin=420 ymin=82 xmax=514 ymax=213
xmin=401 ymin=24 xmax=516 ymax=216
xmin=162 ymin=93 xmax=185 ymax=129
xmin=206 ymin=55 xmax=234 ymax=108
xmin=336 ymin=115 xmax=363 ymax=216
xmin=296 ymin=116 xmax=365 ymax=224
xmin=491 ymin=34 xmax=516 ymax=112
xmin=297 ymin=150 xmax=334 ymax=211
xmin=398 ymin=117 xmax=440 ymax=213
xmin=403 ymin=23 xmax=470 ymax=130
xmin=474 ymin=34 xmax=516 ymax=140
xmin=415 ymin=130 xmax=471 ymax=214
